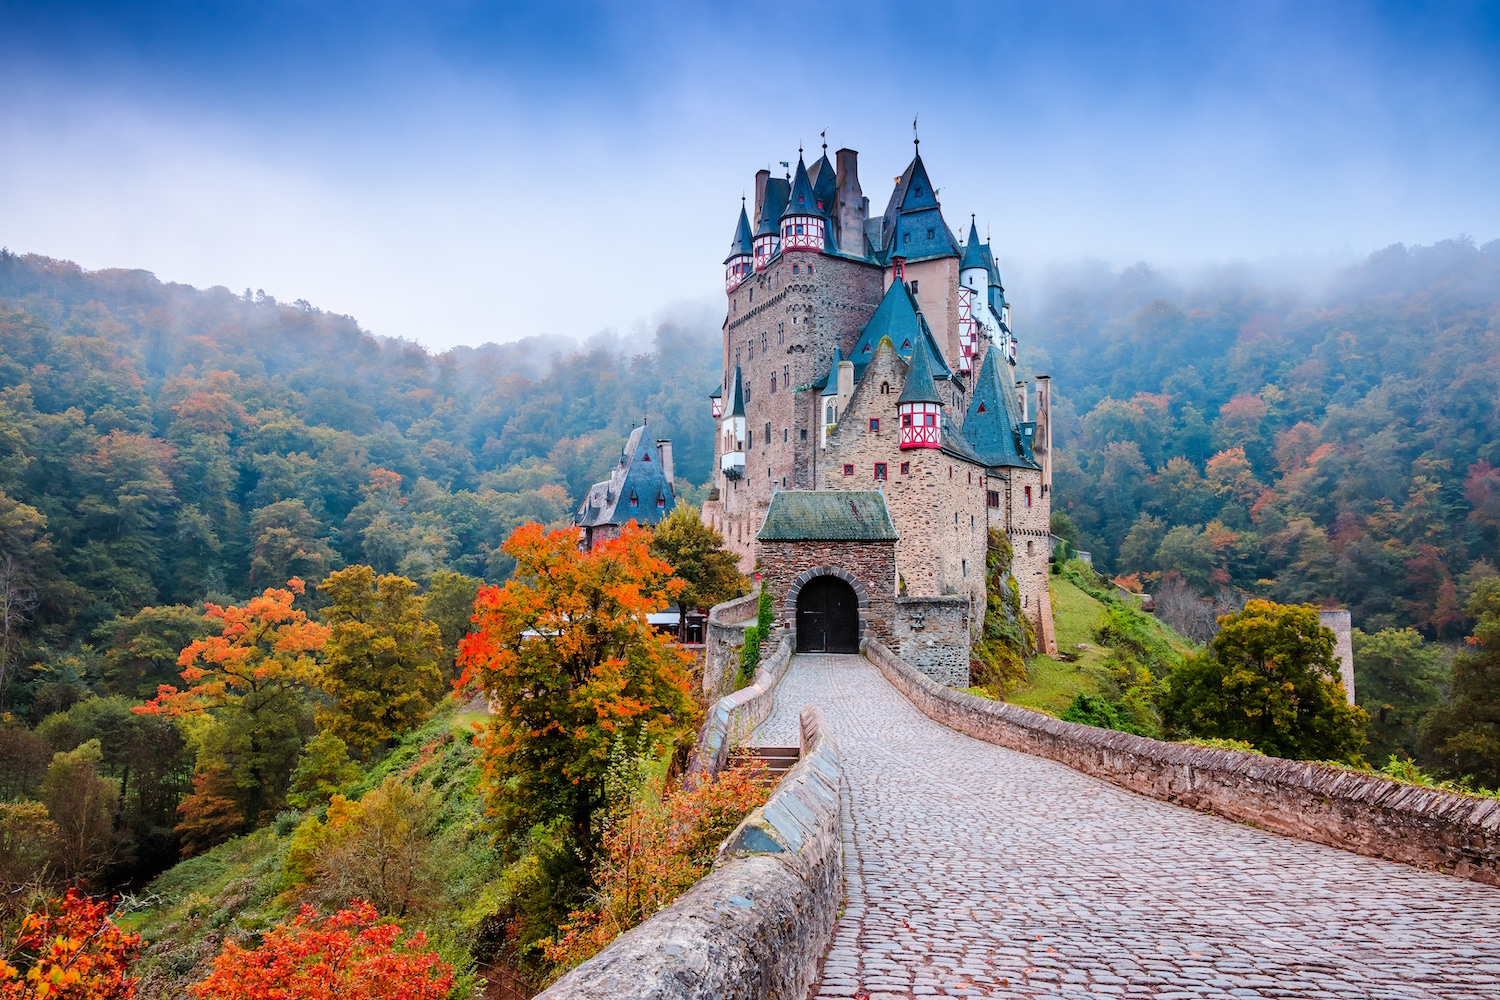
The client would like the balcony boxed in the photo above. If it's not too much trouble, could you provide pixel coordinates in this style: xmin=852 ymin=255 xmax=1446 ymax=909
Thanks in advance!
xmin=720 ymin=451 xmax=745 ymax=479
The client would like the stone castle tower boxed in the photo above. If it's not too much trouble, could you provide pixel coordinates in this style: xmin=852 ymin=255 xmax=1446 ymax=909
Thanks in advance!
xmin=701 ymin=139 xmax=1057 ymax=672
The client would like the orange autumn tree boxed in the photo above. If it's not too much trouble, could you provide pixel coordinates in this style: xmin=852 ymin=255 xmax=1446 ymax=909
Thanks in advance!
xmin=1 ymin=888 xmax=141 ymax=1000
xmin=138 ymin=580 xmax=329 ymax=840
xmin=189 ymin=901 xmax=451 ymax=1000
xmin=456 ymin=522 xmax=697 ymax=868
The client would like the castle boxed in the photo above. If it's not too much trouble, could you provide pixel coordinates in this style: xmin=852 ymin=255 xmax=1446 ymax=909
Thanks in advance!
xmin=701 ymin=139 xmax=1057 ymax=680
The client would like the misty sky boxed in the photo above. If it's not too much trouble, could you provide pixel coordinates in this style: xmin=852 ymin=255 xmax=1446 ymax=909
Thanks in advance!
xmin=2 ymin=1 xmax=1497 ymax=351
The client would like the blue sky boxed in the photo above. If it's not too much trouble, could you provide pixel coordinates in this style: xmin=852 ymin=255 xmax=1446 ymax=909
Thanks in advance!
xmin=2 ymin=1 xmax=1497 ymax=349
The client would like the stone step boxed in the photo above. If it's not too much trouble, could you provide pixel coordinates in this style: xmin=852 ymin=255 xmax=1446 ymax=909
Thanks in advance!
xmin=730 ymin=746 xmax=801 ymax=782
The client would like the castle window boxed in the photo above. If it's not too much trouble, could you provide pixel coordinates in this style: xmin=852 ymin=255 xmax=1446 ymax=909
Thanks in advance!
xmin=793 ymin=264 xmax=800 ymax=274
xmin=764 ymin=421 xmax=771 ymax=445
xmin=978 ymin=403 xmax=987 ymax=413
xmin=900 ymin=462 xmax=910 ymax=475
xmin=962 ymin=559 xmax=967 ymax=578
xmin=987 ymin=490 xmax=1000 ymax=508
xmin=968 ymin=471 xmax=972 ymax=484
xmin=880 ymin=382 xmax=890 ymax=394
xmin=658 ymin=495 xmax=666 ymax=509
xmin=902 ymin=414 xmax=911 ymax=427
xmin=783 ymin=365 xmax=789 ymax=384
xmin=629 ymin=492 xmax=638 ymax=508
xmin=783 ymin=428 xmax=788 ymax=442
xmin=903 ymin=233 xmax=911 ymax=246
xmin=770 ymin=376 xmax=777 ymax=394
xmin=874 ymin=463 xmax=887 ymax=481
xmin=749 ymin=289 xmax=754 ymax=303
xmin=1027 ymin=540 xmax=1035 ymax=556
xmin=762 ymin=331 xmax=768 ymax=348
xmin=927 ymin=228 xmax=934 ymax=239
xmin=748 ymin=430 xmax=753 ymax=448
xmin=869 ymin=418 xmax=880 ymax=432
xmin=825 ymin=404 xmax=834 ymax=423
xmin=843 ymin=464 xmax=854 ymax=476
xmin=800 ymin=429 xmax=807 ymax=440
xmin=809 ymin=265 xmax=814 ymax=275
xmin=910 ymin=281 xmax=919 ymax=295
xmin=1025 ymin=485 xmax=1033 ymax=507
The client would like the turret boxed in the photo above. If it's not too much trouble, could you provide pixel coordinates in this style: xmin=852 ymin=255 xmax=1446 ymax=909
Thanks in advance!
xmin=779 ymin=154 xmax=827 ymax=253
xmin=753 ymin=171 xmax=789 ymax=270
xmin=897 ymin=338 xmax=943 ymax=450
xmin=724 ymin=201 xmax=754 ymax=292
xmin=710 ymin=386 xmax=723 ymax=418
xmin=957 ymin=218 xmax=988 ymax=374
xmin=720 ymin=366 xmax=747 ymax=480
xmin=818 ymin=349 xmax=853 ymax=447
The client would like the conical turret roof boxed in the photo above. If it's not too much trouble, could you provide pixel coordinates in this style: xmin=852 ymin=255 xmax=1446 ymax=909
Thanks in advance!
xmin=897 ymin=332 xmax=944 ymax=406
xmin=755 ymin=177 xmax=790 ymax=238
xmin=781 ymin=154 xmax=820 ymax=219
xmin=724 ymin=202 xmax=754 ymax=263
xmin=849 ymin=281 xmax=953 ymax=381
xmin=819 ymin=348 xmax=843 ymax=396
xmin=961 ymin=218 xmax=989 ymax=271
xmin=810 ymin=150 xmax=837 ymax=214
xmin=726 ymin=365 xmax=746 ymax=418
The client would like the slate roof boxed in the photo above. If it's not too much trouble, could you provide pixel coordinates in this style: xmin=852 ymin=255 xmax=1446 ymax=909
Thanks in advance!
xmin=755 ymin=178 xmax=790 ymax=238
xmin=726 ymin=365 xmax=746 ymax=417
xmin=757 ymin=490 xmax=899 ymax=542
xmin=962 ymin=346 xmax=1039 ymax=470
xmin=781 ymin=155 xmax=820 ymax=220
xmin=848 ymin=281 xmax=953 ymax=382
xmin=872 ymin=151 xmax=959 ymax=263
xmin=810 ymin=151 xmax=838 ymax=215
xmin=725 ymin=203 xmax=754 ymax=263
xmin=575 ymin=425 xmax=677 ymax=529
xmin=897 ymin=329 xmax=942 ymax=405
xmin=960 ymin=219 xmax=988 ymax=271
xmin=819 ymin=348 xmax=843 ymax=396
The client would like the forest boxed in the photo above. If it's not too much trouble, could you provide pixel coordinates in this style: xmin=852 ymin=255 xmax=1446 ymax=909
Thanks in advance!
xmin=2 ymin=238 xmax=1500 ymax=996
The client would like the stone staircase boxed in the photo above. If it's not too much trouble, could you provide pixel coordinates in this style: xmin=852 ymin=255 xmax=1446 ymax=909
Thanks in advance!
xmin=730 ymin=745 xmax=801 ymax=783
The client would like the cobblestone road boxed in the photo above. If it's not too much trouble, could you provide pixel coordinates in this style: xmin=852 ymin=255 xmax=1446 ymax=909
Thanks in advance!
xmin=751 ymin=654 xmax=1500 ymax=1000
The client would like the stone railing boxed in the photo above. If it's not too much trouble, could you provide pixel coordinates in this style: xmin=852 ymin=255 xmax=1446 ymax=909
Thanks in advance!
xmin=538 ymin=705 xmax=843 ymax=1000
xmin=864 ymin=638 xmax=1500 ymax=885
xmin=686 ymin=636 xmax=793 ymax=782
xmin=703 ymin=588 xmax=761 ymax=702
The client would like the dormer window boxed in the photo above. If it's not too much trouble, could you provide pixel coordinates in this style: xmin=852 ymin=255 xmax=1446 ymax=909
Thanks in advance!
xmin=629 ymin=492 xmax=639 ymax=508
xmin=657 ymin=495 xmax=666 ymax=509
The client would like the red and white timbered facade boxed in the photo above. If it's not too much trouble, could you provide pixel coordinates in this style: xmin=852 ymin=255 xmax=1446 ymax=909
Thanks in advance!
xmin=899 ymin=401 xmax=942 ymax=449
xmin=780 ymin=214 xmax=825 ymax=252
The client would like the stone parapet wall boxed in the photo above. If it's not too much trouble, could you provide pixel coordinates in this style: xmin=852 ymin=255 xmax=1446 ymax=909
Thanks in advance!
xmin=863 ymin=638 xmax=1500 ymax=886
xmin=892 ymin=596 xmax=970 ymax=687
xmin=539 ymin=705 xmax=844 ymax=1000
xmin=687 ymin=636 xmax=793 ymax=782
xmin=703 ymin=589 xmax=760 ymax=703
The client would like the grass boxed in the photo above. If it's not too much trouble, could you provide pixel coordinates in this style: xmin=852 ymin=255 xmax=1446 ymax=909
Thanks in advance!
xmin=1004 ymin=575 xmax=1113 ymax=716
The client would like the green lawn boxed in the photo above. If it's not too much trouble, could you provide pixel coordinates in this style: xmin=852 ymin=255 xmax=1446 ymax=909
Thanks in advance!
xmin=1005 ymin=575 xmax=1113 ymax=716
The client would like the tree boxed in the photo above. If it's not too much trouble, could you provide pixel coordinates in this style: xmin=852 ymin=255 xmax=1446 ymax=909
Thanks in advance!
xmin=1421 ymin=578 xmax=1500 ymax=786
xmin=0 ymin=888 xmax=141 ymax=1000
xmin=1162 ymin=600 xmax=1368 ymax=762
xmin=248 ymin=501 xmax=338 ymax=590
xmin=315 ymin=567 xmax=443 ymax=757
xmin=0 ymin=802 xmax=58 ymax=894
xmin=648 ymin=505 xmax=745 ymax=640
xmin=456 ymin=523 xmax=696 ymax=871
xmin=1352 ymin=627 xmax=1450 ymax=763
xmin=286 ymin=731 xmax=361 ymax=810
xmin=137 ymin=581 xmax=329 ymax=829
xmin=188 ymin=901 xmax=452 ymax=1000
xmin=39 ymin=741 xmax=120 ymax=882
xmin=422 ymin=571 xmax=482 ymax=680
xmin=93 ymin=605 xmax=211 ymax=699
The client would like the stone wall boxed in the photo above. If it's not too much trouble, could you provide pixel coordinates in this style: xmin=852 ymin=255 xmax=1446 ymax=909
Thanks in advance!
xmin=864 ymin=639 xmax=1500 ymax=886
xmin=989 ymin=464 xmax=1053 ymax=651
xmin=703 ymin=589 xmax=760 ymax=703
xmin=757 ymin=540 xmax=897 ymax=644
xmin=1320 ymin=610 xmax=1356 ymax=705
xmin=539 ymin=706 xmax=844 ymax=1000
xmin=892 ymin=596 xmax=970 ymax=687
xmin=687 ymin=636 xmax=793 ymax=781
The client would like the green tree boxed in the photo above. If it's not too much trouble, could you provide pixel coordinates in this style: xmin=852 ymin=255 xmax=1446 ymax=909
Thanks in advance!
xmin=1421 ymin=578 xmax=1500 ymax=786
xmin=1162 ymin=600 xmax=1367 ymax=762
xmin=93 ymin=604 xmax=211 ymax=699
xmin=1353 ymin=627 xmax=1449 ymax=763
xmin=316 ymin=565 xmax=444 ymax=756
xmin=647 ymin=504 xmax=745 ymax=641
xmin=39 ymin=739 xmax=120 ymax=881
xmin=286 ymin=730 xmax=361 ymax=809
xmin=423 ymin=570 xmax=482 ymax=680
xmin=248 ymin=500 xmax=339 ymax=590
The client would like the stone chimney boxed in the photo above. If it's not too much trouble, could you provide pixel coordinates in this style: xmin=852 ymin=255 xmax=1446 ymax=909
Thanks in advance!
xmin=753 ymin=169 xmax=770 ymax=225
xmin=656 ymin=439 xmax=675 ymax=491
xmin=834 ymin=148 xmax=866 ymax=250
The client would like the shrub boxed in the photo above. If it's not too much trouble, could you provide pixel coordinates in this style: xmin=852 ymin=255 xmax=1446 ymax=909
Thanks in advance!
xmin=970 ymin=529 xmax=1031 ymax=694
xmin=1 ymin=887 xmax=141 ymax=1000
xmin=756 ymin=586 xmax=774 ymax=637
xmin=735 ymin=628 xmax=761 ymax=690
xmin=1059 ymin=693 xmax=1152 ymax=737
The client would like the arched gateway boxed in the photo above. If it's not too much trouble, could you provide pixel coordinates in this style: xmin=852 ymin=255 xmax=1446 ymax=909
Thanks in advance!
xmin=795 ymin=575 xmax=860 ymax=653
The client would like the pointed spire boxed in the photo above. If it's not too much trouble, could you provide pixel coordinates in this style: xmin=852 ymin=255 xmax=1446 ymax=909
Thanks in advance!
xmin=961 ymin=216 xmax=988 ymax=271
xmin=897 ymin=334 xmax=943 ymax=405
xmin=820 ymin=348 xmax=843 ymax=396
xmin=725 ymin=200 xmax=754 ymax=263
xmin=781 ymin=153 xmax=819 ymax=219
xmin=962 ymin=346 xmax=1037 ymax=469
xmin=727 ymin=365 xmax=746 ymax=417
